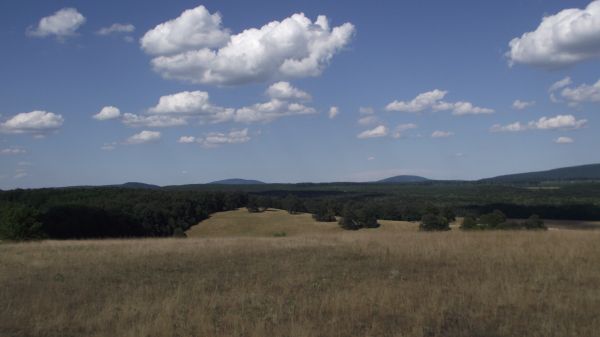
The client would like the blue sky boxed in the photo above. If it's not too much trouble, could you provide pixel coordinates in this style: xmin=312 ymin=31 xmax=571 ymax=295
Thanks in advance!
xmin=1 ymin=0 xmax=599 ymax=188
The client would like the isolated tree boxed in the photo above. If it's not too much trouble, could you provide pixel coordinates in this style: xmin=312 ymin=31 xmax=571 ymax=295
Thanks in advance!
xmin=246 ymin=197 xmax=260 ymax=213
xmin=282 ymin=195 xmax=303 ymax=214
xmin=460 ymin=216 xmax=478 ymax=230
xmin=419 ymin=213 xmax=450 ymax=231
xmin=523 ymin=214 xmax=546 ymax=230
xmin=478 ymin=210 xmax=507 ymax=228
xmin=0 ymin=204 xmax=43 ymax=241
xmin=338 ymin=204 xmax=361 ymax=230
xmin=442 ymin=207 xmax=456 ymax=222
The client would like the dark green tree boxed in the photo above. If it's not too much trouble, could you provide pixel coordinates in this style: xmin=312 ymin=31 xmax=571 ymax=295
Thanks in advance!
xmin=0 ymin=203 xmax=43 ymax=241
xmin=460 ymin=216 xmax=478 ymax=230
xmin=419 ymin=213 xmax=450 ymax=231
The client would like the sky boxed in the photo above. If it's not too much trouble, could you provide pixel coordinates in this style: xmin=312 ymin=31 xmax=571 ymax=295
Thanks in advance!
xmin=1 ymin=0 xmax=600 ymax=188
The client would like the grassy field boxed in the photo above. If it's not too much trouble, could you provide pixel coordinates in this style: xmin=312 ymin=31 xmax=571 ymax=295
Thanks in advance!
xmin=2 ymin=210 xmax=600 ymax=337
xmin=186 ymin=208 xmax=431 ymax=238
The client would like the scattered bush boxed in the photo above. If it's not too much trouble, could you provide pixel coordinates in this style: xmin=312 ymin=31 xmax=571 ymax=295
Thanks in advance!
xmin=419 ymin=214 xmax=450 ymax=231
xmin=0 ymin=203 xmax=44 ymax=241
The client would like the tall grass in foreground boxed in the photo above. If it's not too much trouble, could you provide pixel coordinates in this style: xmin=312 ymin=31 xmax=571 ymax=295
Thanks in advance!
xmin=1 ymin=231 xmax=600 ymax=337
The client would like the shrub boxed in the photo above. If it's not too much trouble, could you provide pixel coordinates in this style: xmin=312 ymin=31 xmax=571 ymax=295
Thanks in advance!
xmin=478 ymin=210 xmax=507 ymax=228
xmin=420 ymin=214 xmax=450 ymax=231
xmin=0 ymin=203 xmax=43 ymax=241
xmin=460 ymin=216 xmax=478 ymax=230
xmin=272 ymin=231 xmax=287 ymax=237
xmin=523 ymin=214 xmax=546 ymax=230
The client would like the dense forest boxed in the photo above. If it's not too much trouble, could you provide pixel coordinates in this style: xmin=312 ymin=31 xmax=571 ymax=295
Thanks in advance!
xmin=1 ymin=181 xmax=600 ymax=240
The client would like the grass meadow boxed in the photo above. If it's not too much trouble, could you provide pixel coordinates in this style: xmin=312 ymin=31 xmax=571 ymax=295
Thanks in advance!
xmin=1 ymin=209 xmax=600 ymax=337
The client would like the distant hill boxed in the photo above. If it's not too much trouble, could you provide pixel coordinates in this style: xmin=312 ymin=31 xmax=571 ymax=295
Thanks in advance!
xmin=119 ymin=182 xmax=161 ymax=189
xmin=480 ymin=164 xmax=600 ymax=183
xmin=377 ymin=175 xmax=430 ymax=183
xmin=208 ymin=178 xmax=266 ymax=185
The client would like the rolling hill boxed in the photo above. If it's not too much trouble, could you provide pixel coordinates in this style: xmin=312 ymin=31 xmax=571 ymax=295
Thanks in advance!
xmin=208 ymin=178 xmax=266 ymax=185
xmin=376 ymin=175 xmax=431 ymax=183
xmin=480 ymin=164 xmax=600 ymax=183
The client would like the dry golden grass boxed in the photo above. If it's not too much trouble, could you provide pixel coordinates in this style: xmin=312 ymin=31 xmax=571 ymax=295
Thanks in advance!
xmin=2 ymin=228 xmax=600 ymax=337
xmin=186 ymin=208 xmax=430 ymax=238
xmin=186 ymin=208 xmax=343 ymax=237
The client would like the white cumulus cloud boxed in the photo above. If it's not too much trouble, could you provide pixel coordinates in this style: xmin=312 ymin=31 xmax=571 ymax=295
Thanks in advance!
xmin=560 ymin=78 xmax=600 ymax=104
xmin=357 ymin=125 xmax=388 ymax=139
xmin=507 ymin=1 xmax=600 ymax=68
xmin=97 ymin=23 xmax=135 ymax=36
xmin=1 ymin=110 xmax=64 ymax=135
xmin=491 ymin=114 xmax=587 ymax=132
xmin=140 ymin=5 xmax=230 ymax=55
xmin=385 ymin=89 xmax=493 ymax=116
xmin=0 ymin=147 xmax=26 ymax=155
xmin=328 ymin=106 xmax=339 ymax=119
xmin=266 ymin=82 xmax=311 ymax=101
xmin=512 ymin=100 xmax=535 ymax=110
xmin=549 ymin=77 xmax=573 ymax=92
xmin=142 ymin=6 xmax=355 ymax=85
xmin=431 ymin=130 xmax=454 ymax=138
xmin=178 ymin=136 xmax=196 ymax=143
xmin=93 ymin=106 xmax=121 ymax=120
xmin=122 ymin=113 xmax=188 ymax=128
xmin=126 ymin=130 xmax=161 ymax=144
xmin=357 ymin=115 xmax=379 ymax=126
xmin=198 ymin=129 xmax=251 ymax=148
xmin=392 ymin=123 xmax=417 ymax=138
xmin=27 ymin=8 xmax=86 ymax=39
xmin=555 ymin=136 xmax=574 ymax=144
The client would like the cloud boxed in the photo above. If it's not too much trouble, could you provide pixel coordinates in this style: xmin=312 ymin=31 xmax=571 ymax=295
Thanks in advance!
xmin=119 ymin=89 xmax=317 ymax=127
xmin=93 ymin=106 xmax=121 ymax=120
xmin=490 ymin=122 xmax=528 ymax=133
xmin=178 ymin=129 xmax=251 ymax=147
xmin=507 ymin=1 xmax=600 ymax=68
xmin=367 ymin=156 xmax=375 ymax=161
xmin=101 ymin=142 xmax=117 ymax=151
xmin=27 ymin=8 xmax=86 ymax=39
xmin=555 ymin=136 xmax=574 ymax=144
xmin=431 ymin=130 xmax=454 ymax=138
xmin=122 ymin=113 xmax=188 ymax=128
xmin=126 ymin=130 xmax=161 ymax=144
xmin=559 ymin=78 xmax=600 ymax=104
xmin=386 ymin=89 xmax=447 ymax=113
xmin=357 ymin=125 xmax=388 ymax=139
xmin=14 ymin=168 xmax=28 ymax=179
xmin=534 ymin=115 xmax=587 ymax=130
xmin=491 ymin=114 xmax=587 ymax=132
xmin=451 ymin=101 xmax=494 ymax=116
xmin=178 ymin=136 xmax=196 ymax=143
xmin=97 ymin=23 xmax=135 ymax=36
xmin=1 ymin=111 xmax=64 ymax=135
xmin=385 ymin=89 xmax=493 ymax=115
xmin=392 ymin=123 xmax=417 ymax=138
xmin=148 ymin=91 xmax=224 ymax=115
xmin=357 ymin=115 xmax=379 ymax=126
xmin=231 ymin=99 xmax=316 ymax=123
xmin=266 ymin=82 xmax=311 ymax=101
xmin=0 ymin=147 xmax=26 ymax=155
xmin=512 ymin=100 xmax=535 ymax=110
xmin=328 ymin=106 xmax=339 ymax=119
xmin=142 ymin=6 xmax=355 ymax=85
xmin=549 ymin=77 xmax=572 ymax=92
xmin=197 ymin=128 xmax=251 ymax=148
xmin=140 ymin=5 xmax=230 ymax=55
xmin=359 ymin=107 xmax=374 ymax=114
